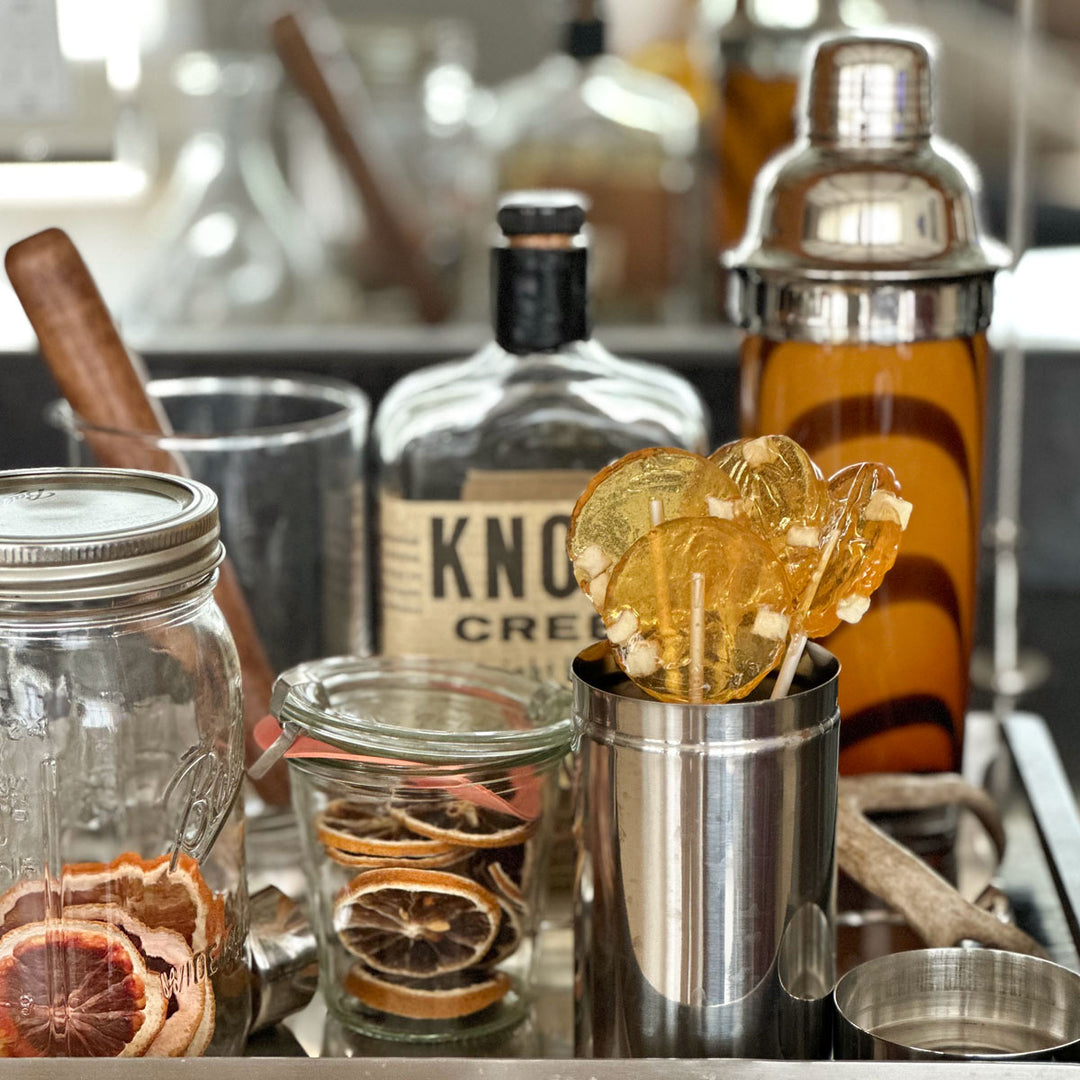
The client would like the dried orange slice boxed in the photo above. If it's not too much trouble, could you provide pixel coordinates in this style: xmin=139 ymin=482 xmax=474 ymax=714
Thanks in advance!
xmin=325 ymin=845 xmax=469 ymax=871
xmin=0 ymin=919 xmax=167 ymax=1057
xmin=472 ymin=843 xmax=532 ymax=909
xmin=185 ymin=989 xmax=216 ymax=1058
xmin=317 ymin=800 xmax=457 ymax=858
xmin=334 ymin=868 xmax=501 ymax=978
xmin=479 ymin=896 xmax=522 ymax=967
xmin=391 ymin=799 xmax=536 ymax=850
xmin=63 ymin=904 xmax=209 ymax=1058
xmin=343 ymin=965 xmax=511 ymax=1020
xmin=62 ymin=853 xmax=220 ymax=953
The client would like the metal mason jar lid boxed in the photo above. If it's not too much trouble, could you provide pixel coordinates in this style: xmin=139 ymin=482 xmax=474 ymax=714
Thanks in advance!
xmin=0 ymin=468 xmax=223 ymax=604
xmin=726 ymin=31 xmax=1010 ymax=344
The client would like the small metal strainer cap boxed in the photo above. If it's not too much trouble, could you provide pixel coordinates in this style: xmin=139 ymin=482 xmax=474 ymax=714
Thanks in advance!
xmin=0 ymin=468 xmax=223 ymax=604
xmin=726 ymin=30 xmax=1010 ymax=344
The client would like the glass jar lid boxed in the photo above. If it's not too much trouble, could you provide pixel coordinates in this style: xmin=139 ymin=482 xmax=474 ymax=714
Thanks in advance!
xmin=266 ymin=655 xmax=573 ymax=771
xmin=0 ymin=468 xmax=223 ymax=604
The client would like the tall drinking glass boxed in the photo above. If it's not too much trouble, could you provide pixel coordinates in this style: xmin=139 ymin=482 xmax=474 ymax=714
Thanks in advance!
xmin=49 ymin=375 xmax=369 ymax=675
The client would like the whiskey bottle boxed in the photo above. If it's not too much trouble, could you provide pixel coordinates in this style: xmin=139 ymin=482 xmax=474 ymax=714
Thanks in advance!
xmin=374 ymin=191 xmax=709 ymax=681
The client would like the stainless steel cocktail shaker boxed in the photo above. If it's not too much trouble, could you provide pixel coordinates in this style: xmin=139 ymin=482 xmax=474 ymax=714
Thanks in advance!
xmin=572 ymin=641 xmax=840 ymax=1058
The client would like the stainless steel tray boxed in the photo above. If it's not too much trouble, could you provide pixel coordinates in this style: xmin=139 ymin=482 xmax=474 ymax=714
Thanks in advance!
xmin=4 ymin=712 xmax=1077 ymax=1076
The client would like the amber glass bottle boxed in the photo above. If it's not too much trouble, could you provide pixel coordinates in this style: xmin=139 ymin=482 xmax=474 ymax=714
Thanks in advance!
xmin=743 ymin=335 xmax=988 ymax=772
xmin=729 ymin=34 xmax=1007 ymax=774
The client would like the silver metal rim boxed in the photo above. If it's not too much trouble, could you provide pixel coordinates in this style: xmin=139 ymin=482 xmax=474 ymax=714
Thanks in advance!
xmin=729 ymin=271 xmax=997 ymax=344
xmin=834 ymin=947 xmax=1080 ymax=1061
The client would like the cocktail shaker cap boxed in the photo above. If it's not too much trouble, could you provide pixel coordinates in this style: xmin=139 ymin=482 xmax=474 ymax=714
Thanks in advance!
xmin=726 ymin=30 xmax=1010 ymax=344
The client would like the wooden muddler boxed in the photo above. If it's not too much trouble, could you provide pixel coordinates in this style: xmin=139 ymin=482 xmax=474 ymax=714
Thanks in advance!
xmin=5 ymin=227 xmax=289 ymax=804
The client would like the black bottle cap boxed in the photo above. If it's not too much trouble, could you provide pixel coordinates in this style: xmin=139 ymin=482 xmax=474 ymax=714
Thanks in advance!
xmin=496 ymin=191 xmax=586 ymax=237
xmin=492 ymin=193 xmax=589 ymax=353
xmin=564 ymin=18 xmax=604 ymax=58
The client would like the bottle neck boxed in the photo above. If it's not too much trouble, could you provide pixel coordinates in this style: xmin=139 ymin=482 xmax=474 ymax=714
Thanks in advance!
xmin=563 ymin=0 xmax=605 ymax=58
xmin=564 ymin=18 xmax=604 ymax=59
xmin=492 ymin=244 xmax=590 ymax=354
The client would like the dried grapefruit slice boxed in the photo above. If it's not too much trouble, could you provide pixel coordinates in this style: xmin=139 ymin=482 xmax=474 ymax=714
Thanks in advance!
xmin=343 ymin=965 xmax=511 ymax=1020
xmin=0 ymin=880 xmax=46 ymax=937
xmin=0 ymin=919 xmax=167 ymax=1057
xmin=62 ymin=853 xmax=220 ymax=953
xmin=63 ymin=905 xmax=207 ymax=1058
xmin=334 ymin=868 xmax=501 ymax=978
xmin=391 ymin=799 xmax=536 ymax=850
xmin=317 ymin=800 xmax=457 ymax=858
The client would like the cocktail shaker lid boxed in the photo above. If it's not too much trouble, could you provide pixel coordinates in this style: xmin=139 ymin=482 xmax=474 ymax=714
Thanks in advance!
xmin=727 ymin=31 xmax=1009 ymax=342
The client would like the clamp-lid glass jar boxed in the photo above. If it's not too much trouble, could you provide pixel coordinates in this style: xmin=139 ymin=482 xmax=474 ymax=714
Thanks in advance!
xmin=261 ymin=655 xmax=573 ymax=1043
xmin=0 ymin=468 xmax=249 ymax=1057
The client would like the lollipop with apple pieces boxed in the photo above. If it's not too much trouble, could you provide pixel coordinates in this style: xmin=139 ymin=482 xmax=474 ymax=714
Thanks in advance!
xmin=769 ymin=460 xmax=912 ymax=699
xmin=601 ymin=517 xmax=794 ymax=703
xmin=803 ymin=462 xmax=912 ymax=638
xmin=710 ymin=435 xmax=831 ymax=598
xmin=568 ymin=447 xmax=742 ymax=610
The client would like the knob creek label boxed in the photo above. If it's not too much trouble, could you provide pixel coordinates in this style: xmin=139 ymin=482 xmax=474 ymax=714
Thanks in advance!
xmin=380 ymin=473 xmax=601 ymax=683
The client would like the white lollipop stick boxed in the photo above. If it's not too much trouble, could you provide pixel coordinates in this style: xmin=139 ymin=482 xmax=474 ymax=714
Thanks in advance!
xmin=689 ymin=571 xmax=705 ymax=703
xmin=650 ymin=497 xmax=663 ymax=527
xmin=771 ymin=527 xmax=840 ymax=700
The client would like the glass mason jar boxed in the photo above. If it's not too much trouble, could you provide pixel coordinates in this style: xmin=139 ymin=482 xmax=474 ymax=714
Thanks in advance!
xmin=0 ymin=469 xmax=249 ymax=1057
xmin=263 ymin=656 xmax=573 ymax=1043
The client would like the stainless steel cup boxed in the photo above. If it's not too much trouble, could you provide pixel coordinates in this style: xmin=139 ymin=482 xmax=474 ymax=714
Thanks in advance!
xmin=571 ymin=641 xmax=840 ymax=1058
xmin=834 ymin=948 xmax=1080 ymax=1061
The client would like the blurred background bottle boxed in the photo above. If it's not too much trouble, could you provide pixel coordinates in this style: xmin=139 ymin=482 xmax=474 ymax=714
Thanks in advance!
xmin=729 ymin=32 xmax=1007 ymax=775
xmin=705 ymin=0 xmax=850 ymax=312
xmin=374 ymin=192 xmax=709 ymax=682
xmin=278 ymin=11 xmax=492 ymax=323
xmin=485 ymin=1 xmax=701 ymax=325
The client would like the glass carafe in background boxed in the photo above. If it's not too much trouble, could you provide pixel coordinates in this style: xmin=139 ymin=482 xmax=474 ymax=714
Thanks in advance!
xmin=0 ymin=470 xmax=249 ymax=1057
xmin=728 ymin=33 xmax=1008 ymax=775
xmin=122 ymin=52 xmax=344 ymax=337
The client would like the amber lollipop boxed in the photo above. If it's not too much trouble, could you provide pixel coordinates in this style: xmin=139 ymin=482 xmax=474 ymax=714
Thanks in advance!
xmin=567 ymin=447 xmax=741 ymax=610
xmin=710 ymin=434 xmax=831 ymax=599
xmin=804 ymin=462 xmax=911 ymax=637
xmin=601 ymin=517 xmax=793 ymax=704
xmin=769 ymin=460 xmax=912 ymax=698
